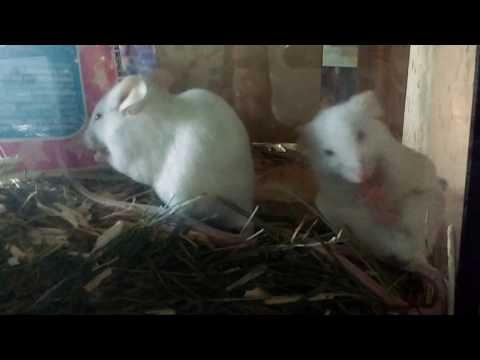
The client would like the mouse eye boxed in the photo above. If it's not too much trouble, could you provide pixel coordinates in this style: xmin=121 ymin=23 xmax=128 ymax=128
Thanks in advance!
xmin=94 ymin=113 xmax=103 ymax=121
xmin=357 ymin=130 xmax=366 ymax=143
xmin=324 ymin=149 xmax=335 ymax=157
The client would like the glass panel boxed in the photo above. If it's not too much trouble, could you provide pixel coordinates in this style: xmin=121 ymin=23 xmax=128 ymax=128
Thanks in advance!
xmin=0 ymin=45 xmax=475 ymax=315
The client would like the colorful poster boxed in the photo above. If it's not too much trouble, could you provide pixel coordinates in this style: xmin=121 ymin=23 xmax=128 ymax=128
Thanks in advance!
xmin=0 ymin=45 xmax=118 ymax=174
xmin=0 ymin=46 xmax=86 ymax=140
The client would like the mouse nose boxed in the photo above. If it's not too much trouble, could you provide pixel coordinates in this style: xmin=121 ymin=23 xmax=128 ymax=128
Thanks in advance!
xmin=345 ymin=164 xmax=364 ymax=183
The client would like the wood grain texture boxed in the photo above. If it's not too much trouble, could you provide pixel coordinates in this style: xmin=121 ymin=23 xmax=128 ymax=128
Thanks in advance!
xmin=403 ymin=45 xmax=477 ymax=248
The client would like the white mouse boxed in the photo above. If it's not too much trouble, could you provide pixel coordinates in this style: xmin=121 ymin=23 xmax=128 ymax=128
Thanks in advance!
xmin=83 ymin=74 xmax=255 ymax=234
xmin=300 ymin=90 xmax=447 ymax=311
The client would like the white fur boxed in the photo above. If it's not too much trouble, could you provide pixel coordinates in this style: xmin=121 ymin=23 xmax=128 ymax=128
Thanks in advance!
xmin=302 ymin=91 xmax=445 ymax=268
xmin=83 ymin=75 xmax=255 ymax=232
xmin=302 ymin=91 xmax=391 ymax=184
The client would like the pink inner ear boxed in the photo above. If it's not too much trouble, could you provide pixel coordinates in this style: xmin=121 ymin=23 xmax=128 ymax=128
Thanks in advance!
xmin=115 ymin=75 xmax=148 ymax=113
xmin=118 ymin=91 xmax=130 ymax=107
xmin=110 ymin=76 xmax=139 ymax=110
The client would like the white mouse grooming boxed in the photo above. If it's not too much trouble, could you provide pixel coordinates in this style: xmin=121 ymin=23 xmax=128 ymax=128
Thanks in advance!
xmin=301 ymin=90 xmax=447 ymax=312
xmin=83 ymin=75 xmax=255 ymax=234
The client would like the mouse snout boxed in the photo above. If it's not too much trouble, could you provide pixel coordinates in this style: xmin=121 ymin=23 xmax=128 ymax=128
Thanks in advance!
xmin=342 ymin=146 xmax=374 ymax=184
xmin=83 ymin=126 xmax=108 ymax=155
xmin=346 ymin=157 xmax=374 ymax=184
xmin=342 ymin=161 xmax=365 ymax=184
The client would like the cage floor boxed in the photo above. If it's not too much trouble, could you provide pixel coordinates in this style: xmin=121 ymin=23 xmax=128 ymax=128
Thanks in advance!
xmin=0 ymin=144 xmax=447 ymax=315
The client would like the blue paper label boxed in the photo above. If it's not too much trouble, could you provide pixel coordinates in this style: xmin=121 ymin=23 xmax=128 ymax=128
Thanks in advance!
xmin=0 ymin=45 xmax=86 ymax=140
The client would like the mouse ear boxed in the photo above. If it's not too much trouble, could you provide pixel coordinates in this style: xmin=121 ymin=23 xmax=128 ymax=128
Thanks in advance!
xmin=110 ymin=75 xmax=148 ymax=116
xmin=349 ymin=90 xmax=384 ymax=117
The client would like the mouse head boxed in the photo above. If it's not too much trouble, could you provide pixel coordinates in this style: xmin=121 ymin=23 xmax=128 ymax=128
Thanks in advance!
xmin=302 ymin=90 xmax=392 ymax=184
xmin=83 ymin=75 xmax=149 ymax=153
xmin=83 ymin=70 xmax=176 ymax=156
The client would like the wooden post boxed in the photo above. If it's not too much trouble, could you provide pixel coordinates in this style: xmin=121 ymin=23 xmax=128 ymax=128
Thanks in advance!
xmin=403 ymin=45 xmax=477 ymax=255
xmin=404 ymin=45 xmax=476 ymax=194
xmin=358 ymin=45 xmax=410 ymax=139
